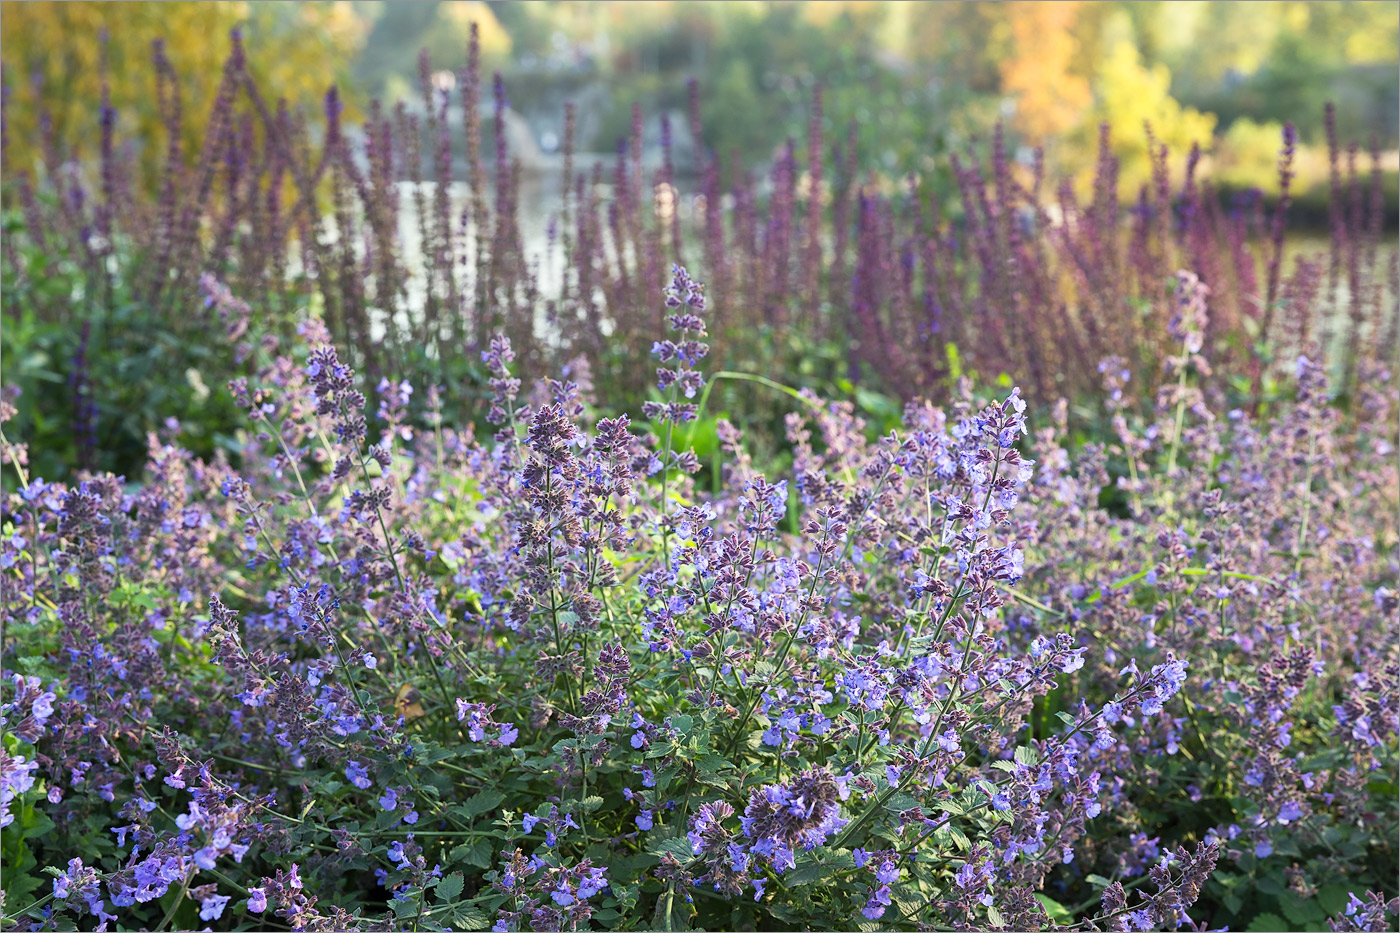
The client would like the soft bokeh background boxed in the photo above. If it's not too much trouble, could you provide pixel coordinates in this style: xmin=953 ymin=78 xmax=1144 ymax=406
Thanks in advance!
xmin=4 ymin=0 xmax=1397 ymax=201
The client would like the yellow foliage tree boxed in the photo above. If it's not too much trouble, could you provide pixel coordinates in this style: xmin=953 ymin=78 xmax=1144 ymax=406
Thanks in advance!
xmin=999 ymin=0 xmax=1093 ymax=141
xmin=1212 ymin=117 xmax=1288 ymax=189
xmin=0 ymin=1 xmax=366 ymax=178
xmin=1081 ymin=40 xmax=1217 ymax=193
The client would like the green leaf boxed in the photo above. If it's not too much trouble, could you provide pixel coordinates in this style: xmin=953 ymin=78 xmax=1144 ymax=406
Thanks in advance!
xmin=1245 ymin=912 xmax=1288 ymax=932
xmin=784 ymin=862 xmax=827 ymax=887
xmin=882 ymin=793 xmax=921 ymax=813
xmin=1086 ymin=874 xmax=1114 ymax=888
xmin=419 ymin=744 xmax=460 ymax=764
xmin=1013 ymin=745 xmax=1037 ymax=766
xmin=1 ymin=838 xmax=42 ymax=906
xmin=465 ymin=839 xmax=494 ymax=869
xmin=785 ymin=851 xmax=853 ymax=886
xmin=694 ymin=770 xmax=730 ymax=790
xmin=454 ymin=907 xmax=490 ymax=931
xmin=1317 ymin=883 xmax=1354 ymax=917
xmin=457 ymin=789 xmax=505 ymax=819
xmin=986 ymin=904 xmax=1005 ymax=927
xmin=1035 ymin=894 xmax=1072 ymax=923
xmin=893 ymin=894 xmax=924 ymax=920
xmin=20 ymin=808 xmax=55 ymax=840
xmin=649 ymin=836 xmax=695 ymax=861
xmin=437 ymin=871 xmax=464 ymax=903
xmin=1278 ymin=893 xmax=1325 ymax=926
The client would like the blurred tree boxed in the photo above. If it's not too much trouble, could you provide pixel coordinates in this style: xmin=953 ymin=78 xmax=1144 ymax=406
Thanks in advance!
xmin=902 ymin=2 xmax=1005 ymax=93
xmin=800 ymin=0 xmax=888 ymax=34
xmin=1082 ymin=39 xmax=1217 ymax=191
xmin=1149 ymin=0 xmax=1399 ymax=144
xmin=352 ymin=1 xmax=509 ymax=100
xmin=999 ymin=0 xmax=1092 ymax=141
xmin=1213 ymin=117 xmax=1291 ymax=189
xmin=701 ymin=57 xmax=772 ymax=167
xmin=0 ymin=1 xmax=367 ymax=177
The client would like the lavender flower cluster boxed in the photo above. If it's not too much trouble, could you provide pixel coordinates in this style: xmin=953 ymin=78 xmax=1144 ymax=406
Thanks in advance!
xmin=1 ymin=264 xmax=1394 ymax=932
xmin=4 ymin=25 xmax=1395 ymax=466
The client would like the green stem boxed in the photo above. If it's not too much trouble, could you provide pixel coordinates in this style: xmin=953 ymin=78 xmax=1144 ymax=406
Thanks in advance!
xmin=2 ymin=893 xmax=55 ymax=924
xmin=725 ymin=543 xmax=829 ymax=757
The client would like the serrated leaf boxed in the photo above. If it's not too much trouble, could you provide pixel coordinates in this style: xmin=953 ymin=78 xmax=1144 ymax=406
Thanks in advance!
xmin=464 ymin=839 xmax=494 ymax=869
xmin=649 ymin=836 xmax=695 ymax=860
xmin=991 ymin=760 xmax=1017 ymax=772
xmin=414 ymin=742 xmax=453 ymax=763
xmin=1056 ymin=711 xmax=1076 ymax=726
xmin=784 ymin=862 xmax=828 ymax=886
xmin=582 ymin=795 xmax=604 ymax=813
xmin=454 ymin=907 xmax=490 ymax=931
xmin=1244 ymin=912 xmax=1288 ymax=932
xmin=1013 ymin=746 xmax=1037 ymax=766
xmin=986 ymin=904 xmax=1005 ymax=927
xmin=694 ymin=770 xmax=730 ymax=790
xmin=437 ymin=871 xmax=464 ymax=903
xmin=894 ymin=895 xmax=924 ymax=920
xmin=457 ymin=790 xmax=505 ymax=819
xmin=883 ymin=793 xmax=921 ymax=813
